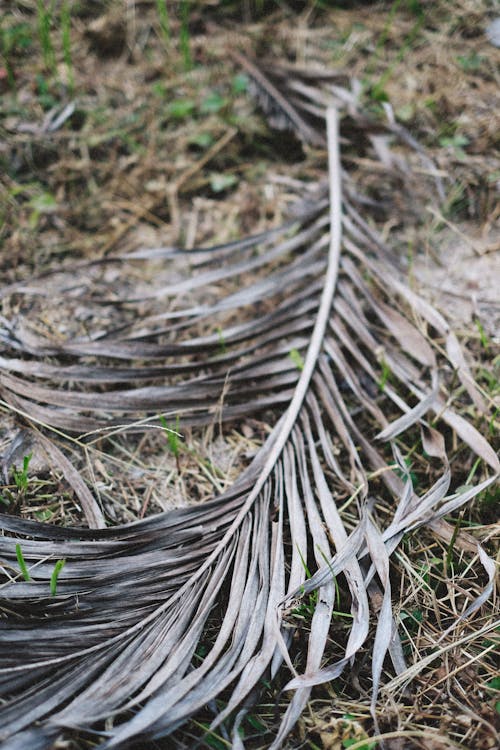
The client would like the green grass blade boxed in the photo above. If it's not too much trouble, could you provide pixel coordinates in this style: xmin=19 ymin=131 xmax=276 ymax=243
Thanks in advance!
xmin=15 ymin=543 xmax=31 ymax=581
xmin=50 ymin=559 xmax=66 ymax=596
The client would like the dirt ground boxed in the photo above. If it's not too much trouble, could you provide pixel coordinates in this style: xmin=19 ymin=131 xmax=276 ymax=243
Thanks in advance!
xmin=1 ymin=1 xmax=499 ymax=749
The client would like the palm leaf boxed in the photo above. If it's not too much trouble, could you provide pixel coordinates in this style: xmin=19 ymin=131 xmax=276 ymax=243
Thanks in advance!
xmin=0 ymin=74 xmax=497 ymax=750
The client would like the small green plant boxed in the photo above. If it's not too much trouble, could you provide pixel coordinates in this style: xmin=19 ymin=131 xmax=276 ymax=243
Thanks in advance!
xmin=0 ymin=21 xmax=33 ymax=88
xmin=37 ymin=0 xmax=56 ymax=73
xmin=28 ymin=190 xmax=57 ymax=229
xmin=456 ymin=52 xmax=485 ymax=72
xmin=35 ymin=72 xmax=58 ymax=110
xmin=342 ymin=738 xmax=377 ymax=750
xmin=50 ymin=559 xmax=66 ymax=596
xmin=232 ymin=73 xmax=249 ymax=95
xmin=209 ymin=173 xmax=238 ymax=193
xmin=367 ymin=0 xmax=404 ymax=69
xmin=159 ymin=414 xmax=182 ymax=470
xmin=15 ymin=543 xmax=31 ymax=582
xmin=439 ymin=134 xmax=469 ymax=161
xmin=488 ymin=407 xmax=498 ymax=438
xmin=394 ymin=454 xmax=418 ymax=487
xmin=400 ymin=608 xmax=424 ymax=641
xmin=378 ymin=357 xmax=392 ymax=390
xmin=216 ymin=326 xmax=227 ymax=354
xmin=364 ymin=0 xmax=424 ymax=104
xmin=194 ymin=643 xmax=207 ymax=662
xmin=364 ymin=81 xmax=389 ymax=104
xmin=465 ymin=457 xmax=482 ymax=485
xmin=189 ymin=132 xmax=214 ymax=148
xmin=12 ymin=453 xmax=32 ymax=492
xmin=291 ymin=546 xmax=319 ymax=621
xmin=245 ymin=714 xmax=266 ymax=733
xmin=155 ymin=0 xmax=171 ymax=48
xmin=179 ymin=0 xmax=192 ymax=71
xmin=35 ymin=508 xmax=55 ymax=522
xmin=168 ymin=98 xmax=196 ymax=119
xmin=316 ymin=544 xmax=343 ymax=609
xmin=480 ymin=368 xmax=499 ymax=395
xmin=475 ymin=319 xmax=490 ymax=351
xmin=200 ymin=92 xmax=227 ymax=115
xmin=293 ymin=554 xmax=315 ymax=609
xmin=289 ymin=348 xmax=304 ymax=371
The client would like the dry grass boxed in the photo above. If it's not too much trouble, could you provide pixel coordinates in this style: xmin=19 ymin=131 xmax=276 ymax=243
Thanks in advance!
xmin=1 ymin=1 xmax=499 ymax=749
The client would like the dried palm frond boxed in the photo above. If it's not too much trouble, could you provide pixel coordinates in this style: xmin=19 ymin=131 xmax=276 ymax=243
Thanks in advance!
xmin=0 ymin=68 xmax=497 ymax=750
xmin=232 ymin=51 xmax=445 ymax=202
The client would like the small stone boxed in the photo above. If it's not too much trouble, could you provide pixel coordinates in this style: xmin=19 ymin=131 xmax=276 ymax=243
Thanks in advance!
xmin=486 ymin=18 xmax=500 ymax=47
